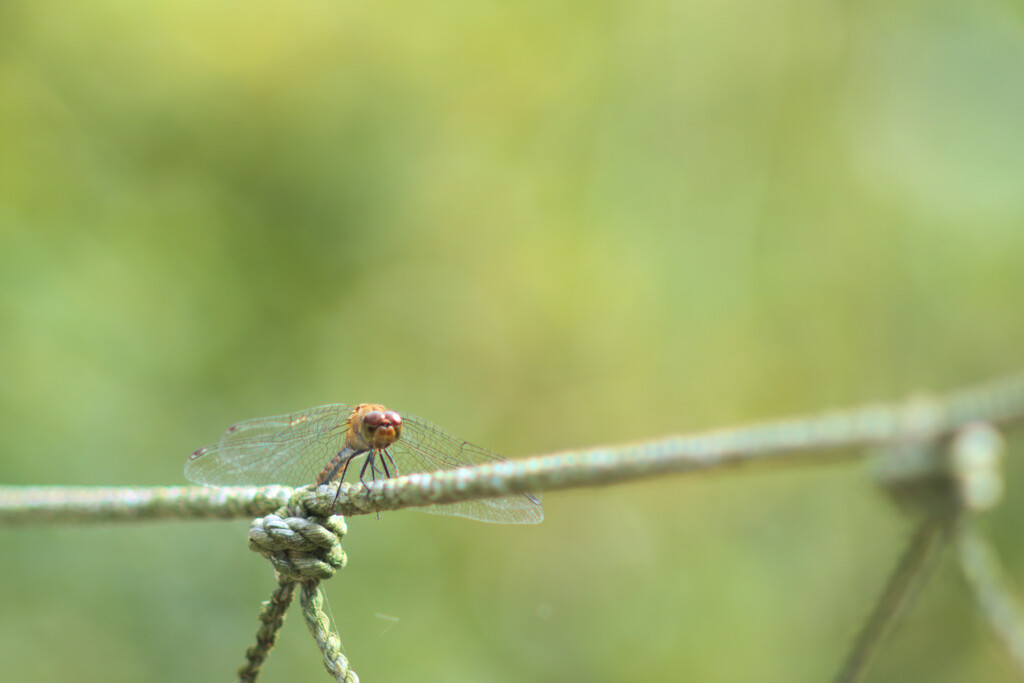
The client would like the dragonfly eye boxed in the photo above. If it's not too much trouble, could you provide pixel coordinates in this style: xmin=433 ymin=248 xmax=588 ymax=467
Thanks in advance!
xmin=362 ymin=410 xmax=385 ymax=427
xmin=384 ymin=411 xmax=402 ymax=427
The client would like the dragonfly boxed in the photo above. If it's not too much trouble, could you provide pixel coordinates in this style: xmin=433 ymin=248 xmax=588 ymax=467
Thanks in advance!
xmin=185 ymin=403 xmax=543 ymax=524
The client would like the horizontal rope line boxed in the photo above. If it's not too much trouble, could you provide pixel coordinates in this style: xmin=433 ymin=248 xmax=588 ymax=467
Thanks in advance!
xmin=2 ymin=371 xmax=1023 ymax=524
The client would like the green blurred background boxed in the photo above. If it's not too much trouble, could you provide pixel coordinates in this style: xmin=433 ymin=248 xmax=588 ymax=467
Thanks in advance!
xmin=2 ymin=0 xmax=1024 ymax=680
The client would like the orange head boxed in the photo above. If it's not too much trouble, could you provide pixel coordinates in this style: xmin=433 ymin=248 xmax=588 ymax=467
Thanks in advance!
xmin=345 ymin=403 xmax=403 ymax=451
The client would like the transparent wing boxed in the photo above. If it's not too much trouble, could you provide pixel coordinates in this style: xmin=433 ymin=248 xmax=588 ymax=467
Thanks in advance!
xmin=391 ymin=414 xmax=544 ymax=525
xmin=185 ymin=404 xmax=355 ymax=487
xmin=185 ymin=404 xmax=544 ymax=524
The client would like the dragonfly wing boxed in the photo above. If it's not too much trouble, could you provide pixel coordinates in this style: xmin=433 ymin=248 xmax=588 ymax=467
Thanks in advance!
xmin=185 ymin=404 xmax=355 ymax=487
xmin=416 ymin=496 xmax=545 ymax=524
xmin=387 ymin=414 xmax=545 ymax=524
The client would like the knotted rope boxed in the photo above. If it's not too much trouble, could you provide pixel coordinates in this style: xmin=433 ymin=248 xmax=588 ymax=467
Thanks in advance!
xmin=239 ymin=487 xmax=358 ymax=683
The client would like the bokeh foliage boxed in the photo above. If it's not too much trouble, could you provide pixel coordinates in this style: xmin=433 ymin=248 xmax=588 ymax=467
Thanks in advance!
xmin=2 ymin=0 xmax=1024 ymax=680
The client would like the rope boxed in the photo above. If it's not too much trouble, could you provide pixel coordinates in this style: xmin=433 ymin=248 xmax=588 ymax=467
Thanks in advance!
xmin=832 ymin=516 xmax=949 ymax=683
xmin=2 ymin=371 xmax=1024 ymax=681
xmin=300 ymin=582 xmax=357 ymax=683
xmin=238 ymin=581 xmax=296 ymax=683
xmin=248 ymin=513 xmax=347 ymax=583
xmin=239 ymin=488 xmax=357 ymax=682
xmin=835 ymin=419 xmax=1014 ymax=682
xmin=4 ymin=372 xmax=1023 ymax=526
xmin=0 ymin=485 xmax=291 ymax=523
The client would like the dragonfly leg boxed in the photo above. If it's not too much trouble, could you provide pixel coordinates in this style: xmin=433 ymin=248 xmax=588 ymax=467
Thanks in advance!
xmin=358 ymin=448 xmax=379 ymax=486
xmin=325 ymin=447 xmax=365 ymax=510
xmin=337 ymin=451 xmax=355 ymax=484
xmin=356 ymin=449 xmax=395 ymax=521
xmin=380 ymin=448 xmax=399 ymax=478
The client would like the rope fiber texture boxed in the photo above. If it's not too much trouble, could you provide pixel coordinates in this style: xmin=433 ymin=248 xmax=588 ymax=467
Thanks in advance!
xmin=241 ymin=490 xmax=357 ymax=682
xmin=3 ymin=371 xmax=1024 ymax=681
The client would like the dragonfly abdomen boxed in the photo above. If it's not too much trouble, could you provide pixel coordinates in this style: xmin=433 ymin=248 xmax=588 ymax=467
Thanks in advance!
xmin=316 ymin=446 xmax=362 ymax=485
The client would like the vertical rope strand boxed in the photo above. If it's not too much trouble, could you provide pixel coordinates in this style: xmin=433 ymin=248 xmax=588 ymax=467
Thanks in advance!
xmin=237 ymin=581 xmax=297 ymax=683
xmin=300 ymin=582 xmax=358 ymax=682
xmin=955 ymin=517 xmax=1024 ymax=676
xmin=833 ymin=516 xmax=949 ymax=683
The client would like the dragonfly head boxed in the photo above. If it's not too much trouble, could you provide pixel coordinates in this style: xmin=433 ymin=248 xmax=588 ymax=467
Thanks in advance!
xmin=347 ymin=403 xmax=403 ymax=450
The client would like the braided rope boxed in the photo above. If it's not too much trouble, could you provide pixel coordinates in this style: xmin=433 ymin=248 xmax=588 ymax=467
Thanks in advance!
xmin=239 ymin=489 xmax=357 ymax=682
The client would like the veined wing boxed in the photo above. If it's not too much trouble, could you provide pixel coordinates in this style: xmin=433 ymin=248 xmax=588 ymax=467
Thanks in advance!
xmin=185 ymin=404 xmax=356 ymax=487
xmin=389 ymin=414 xmax=544 ymax=525
xmin=186 ymin=404 xmax=545 ymax=524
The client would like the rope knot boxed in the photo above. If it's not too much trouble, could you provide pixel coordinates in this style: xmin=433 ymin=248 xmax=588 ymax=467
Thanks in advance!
xmin=248 ymin=489 xmax=347 ymax=583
